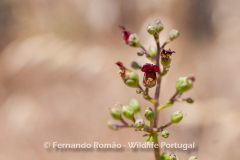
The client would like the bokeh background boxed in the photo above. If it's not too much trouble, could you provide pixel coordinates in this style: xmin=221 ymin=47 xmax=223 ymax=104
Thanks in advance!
xmin=0 ymin=0 xmax=239 ymax=159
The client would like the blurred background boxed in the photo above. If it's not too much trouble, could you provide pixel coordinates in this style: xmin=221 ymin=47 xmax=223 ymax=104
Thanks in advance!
xmin=0 ymin=0 xmax=239 ymax=159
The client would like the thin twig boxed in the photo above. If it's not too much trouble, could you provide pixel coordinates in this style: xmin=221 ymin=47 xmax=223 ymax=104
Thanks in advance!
xmin=120 ymin=117 xmax=129 ymax=126
xmin=170 ymin=92 xmax=179 ymax=103
xmin=140 ymin=44 xmax=156 ymax=64
xmin=158 ymin=122 xmax=172 ymax=132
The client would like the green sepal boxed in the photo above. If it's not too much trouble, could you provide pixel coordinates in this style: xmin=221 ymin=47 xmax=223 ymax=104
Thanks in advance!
xmin=122 ymin=105 xmax=135 ymax=121
xmin=129 ymin=98 xmax=140 ymax=113
xmin=148 ymin=46 xmax=157 ymax=58
xmin=171 ymin=110 xmax=183 ymax=123
xmin=125 ymin=71 xmax=139 ymax=88
xmin=160 ymin=153 xmax=170 ymax=160
xmin=189 ymin=156 xmax=197 ymax=160
xmin=161 ymin=57 xmax=171 ymax=67
xmin=110 ymin=107 xmax=122 ymax=120
xmin=146 ymin=135 xmax=152 ymax=145
xmin=175 ymin=76 xmax=193 ymax=93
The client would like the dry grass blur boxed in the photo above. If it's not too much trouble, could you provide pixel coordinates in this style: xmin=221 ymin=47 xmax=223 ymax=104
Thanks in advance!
xmin=0 ymin=0 xmax=239 ymax=160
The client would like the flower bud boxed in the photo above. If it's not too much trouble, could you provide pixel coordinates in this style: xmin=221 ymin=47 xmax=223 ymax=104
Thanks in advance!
xmin=154 ymin=19 xmax=164 ymax=33
xmin=141 ymin=63 xmax=159 ymax=88
xmin=110 ymin=107 xmax=121 ymax=120
xmin=169 ymin=29 xmax=179 ymax=41
xmin=144 ymin=107 xmax=155 ymax=121
xmin=116 ymin=61 xmax=139 ymax=88
xmin=161 ymin=130 xmax=170 ymax=138
xmin=148 ymin=46 xmax=157 ymax=58
xmin=122 ymin=105 xmax=135 ymax=121
xmin=175 ymin=75 xmax=195 ymax=93
xmin=169 ymin=153 xmax=178 ymax=160
xmin=131 ymin=61 xmax=140 ymax=70
xmin=171 ymin=111 xmax=183 ymax=123
xmin=160 ymin=153 xmax=170 ymax=160
xmin=161 ymin=57 xmax=171 ymax=67
xmin=147 ymin=24 xmax=156 ymax=35
xmin=189 ymin=156 xmax=197 ymax=160
xmin=135 ymin=118 xmax=145 ymax=129
xmin=186 ymin=98 xmax=194 ymax=103
xmin=137 ymin=49 xmax=145 ymax=56
xmin=119 ymin=25 xmax=140 ymax=47
xmin=128 ymin=34 xmax=140 ymax=47
xmin=107 ymin=120 xmax=119 ymax=130
xmin=136 ymin=88 xmax=142 ymax=94
xmin=129 ymin=98 xmax=140 ymax=113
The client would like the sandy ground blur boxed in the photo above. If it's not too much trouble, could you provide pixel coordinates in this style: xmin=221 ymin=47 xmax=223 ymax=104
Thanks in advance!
xmin=0 ymin=0 xmax=239 ymax=160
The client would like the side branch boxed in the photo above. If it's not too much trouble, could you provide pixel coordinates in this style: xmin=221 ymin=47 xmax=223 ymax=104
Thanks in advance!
xmin=140 ymin=44 xmax=156 ymax=64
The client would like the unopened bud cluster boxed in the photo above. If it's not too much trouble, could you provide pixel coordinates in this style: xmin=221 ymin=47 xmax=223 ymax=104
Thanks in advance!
xmin=147 ymin=19 xmax=164 ymax=35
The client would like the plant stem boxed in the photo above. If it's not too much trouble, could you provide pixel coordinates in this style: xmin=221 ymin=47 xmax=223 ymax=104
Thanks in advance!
xmin=140 ymin=44 xmax=156 ymax=64
xmin=153 ymin=34 xmax=161 ymax=160
xmin=150 ymin=120 xmax=153 ymax=132
xmin=139 ymin=85 xmax=157 ymax=104
xmin=121 ymin=117 xmax=129 ymax=126
xmin=158 ymin=122 xmax=173 ymax=131
xmin=153 ymin=138 xmax=160 ymax=160
xmin=170 ymin=92 xmax=178 ymax=103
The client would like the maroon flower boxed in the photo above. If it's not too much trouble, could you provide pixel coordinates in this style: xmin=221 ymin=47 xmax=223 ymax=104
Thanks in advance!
xmin=119 ymin=25 xmax=140 ymax=47
xmin=141 ymin=63 xmax=159 ymax=88
xmin=119 ymin=25 xmax=131 ymax=45
xmin=161 ymin=48 xmax=175 ymax=60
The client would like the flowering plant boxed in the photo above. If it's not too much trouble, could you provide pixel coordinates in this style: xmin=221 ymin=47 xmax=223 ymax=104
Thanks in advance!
xmin=108 ymin=19 xmax=197 ymax=160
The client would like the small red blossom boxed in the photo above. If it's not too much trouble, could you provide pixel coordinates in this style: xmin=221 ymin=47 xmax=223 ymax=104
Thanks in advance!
xmin=161 ymin=48 xmax=175 ymax=60
xmin=187 ymin=74 xmax=195 ymax=82
xmin=119 ymin=25 xmax=132 ymax=44
xmin=141 ymin=63 xmax=159 ymax=88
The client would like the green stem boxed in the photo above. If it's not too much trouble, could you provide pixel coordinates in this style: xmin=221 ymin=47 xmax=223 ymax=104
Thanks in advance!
xmin=138 ymin=85 xmax=157 ymax=104
xmin=150 ymin=120 xmax=153 ymax=132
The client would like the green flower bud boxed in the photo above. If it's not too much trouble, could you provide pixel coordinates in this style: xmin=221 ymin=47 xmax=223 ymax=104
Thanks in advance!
xmin=161 ymin=130 xmax=170 ymax=138
xmin=147 ymin=24 xmax=156 ymax=35
xmin=116 ymin=61 xmax=140 ymax=88
xmin=175 ymin=76 xmax=194 ymax=93
xmin=128 ymin=33 xmax=140 ymax=47
xmin=161 ymin=57 xmax=172 ymax=67
xmin=136 ymin=88 xmax=142 ymax=94
xmin=189 ymin=156 xmax=197 ymax=160
xmin=160 ymin=153 xmax=170 ymax=160
xmin=122 ymin=105 xmax=135 ymax=121
xmin=144 ymin=107 xmax=155 ymax=121
xmin=154 ymin=19 xmax=164 ymax=33
xmin=137 ymin=49 xmax=145 ymax=56
xmin=186 ymin=98 xmax=194 ymax=103
xmin=131 ymin=61 xmax=140 ymax=70
xmin=169 ymin=153 xmax=178 ymax=160
xmin=107 ymin=120 xmax=119 ymax=130
xmin=148 ymin=46 xmax=157 ymax=58
xmin=169 ymin=29 xmax=179 ymax=41
xmin=171 ymin=111 xmax=183 ymax=123
xmin=110 ymin=107 xmax=121 ymax=120
xmin=129 ymin=98 xmax=140 ymax=113
xmin=135 ymin=118 xmax=145 ymax=129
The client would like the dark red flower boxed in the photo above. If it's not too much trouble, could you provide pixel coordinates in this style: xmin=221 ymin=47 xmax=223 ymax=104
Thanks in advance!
xmin=119 ymin=25 xmax=140 ymax=47
xmin=161 ymin=48 xmax=175 ymax=60
xmin=119 ymin=25 xmax=132 ymax=45
xmin=141 ymin=63 xmax=159 ymax=88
